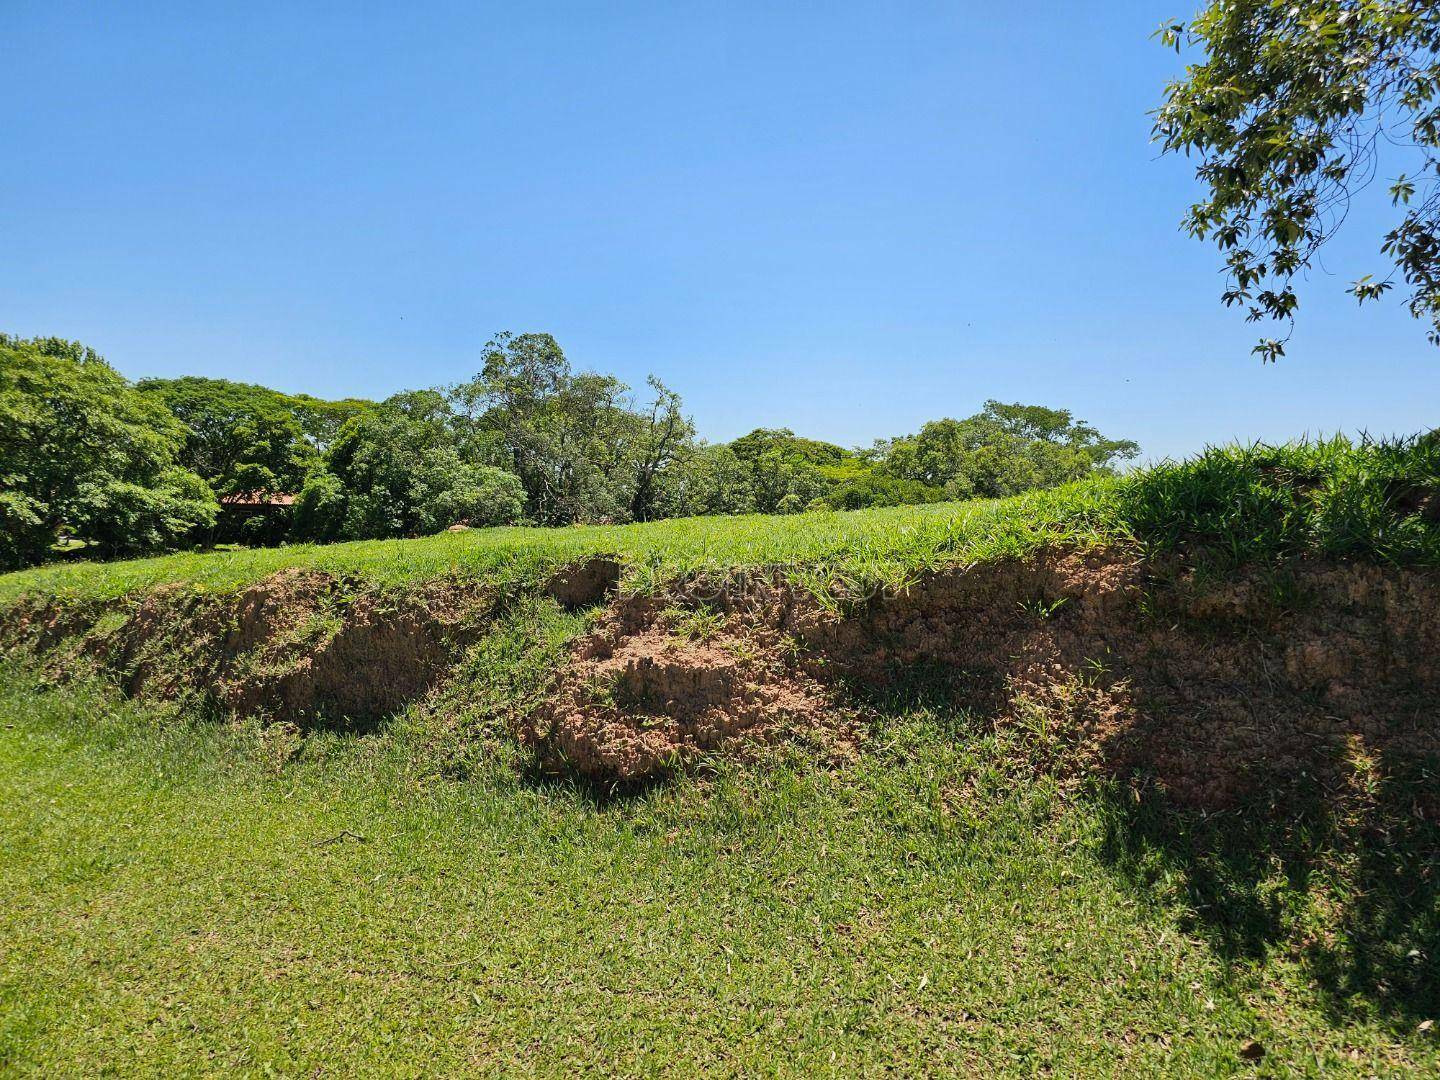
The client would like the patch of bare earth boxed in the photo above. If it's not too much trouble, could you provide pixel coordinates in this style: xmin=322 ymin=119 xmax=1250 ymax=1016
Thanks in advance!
xmin=543 ymin=556 xmax=622 ymax=609
xmin=520 ymin=594 xmax=839 ymax=780
xmin=4 ymin=551 xmax=1438 ymax=806
xmin=0 ymin=567 xmax=494 ymax=727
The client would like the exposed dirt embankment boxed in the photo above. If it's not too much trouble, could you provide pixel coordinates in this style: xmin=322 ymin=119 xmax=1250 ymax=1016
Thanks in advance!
xmin=3 ymin=551 xmax=1438 ymax=807
xmin=0 ymin=557 xmax=627 ymax=728
xmin=0 ymin=569 xmax=496 ymax=726
xmin=834 ymin=553 xmax=1440 ymax=806
xmin=525 ymin=553 xmax=1440 ymax=807
xmin=520 ymin=589 xmax=837 ymax=779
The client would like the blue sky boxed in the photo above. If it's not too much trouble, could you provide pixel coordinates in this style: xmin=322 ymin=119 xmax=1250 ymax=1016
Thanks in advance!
xmin=5 ymin=1 xmax=1438 ymax=461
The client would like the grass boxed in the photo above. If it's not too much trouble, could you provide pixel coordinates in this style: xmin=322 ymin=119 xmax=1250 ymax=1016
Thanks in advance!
xmin=2 ymin=664 xmax=1437 ymax=1076
xmin=3 ymin=435 xmax=1440 ymax=1074
xmin=0 ymin=484 xmax=1115 ymax=607
xmin=3 ymin=434 xmax=1437 ymax=611
xmin=1115 ymin=435 xmax=1440 ymax=567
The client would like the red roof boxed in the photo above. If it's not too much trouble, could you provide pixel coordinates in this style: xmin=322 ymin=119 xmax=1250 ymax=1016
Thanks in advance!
xmin=221 ymin=492 xmax=297 ymax=507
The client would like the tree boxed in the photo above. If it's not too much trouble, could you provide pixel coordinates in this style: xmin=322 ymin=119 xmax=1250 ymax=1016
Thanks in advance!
xmin=728 ymin=428 xmax=850 ymax=468
xmin=817 ymin=473 xmax=947 ymax=511
xmin=0 ymin=336 xmax=217 ymax=568
xmin=880 ymin=419 xmax=977 ymax=491
xmin=287 ymin=394 xmax=374 ymax=451
xmin=452 ymin=332 xmax=669 ymax=525
xmin=880 ymin=401 xmax=1137 ymax=499
xmin=136 ymin=377 xmax=316 ymax=502
xmin=657 ymin=444 xmax=756 ymax=517
xmin=291 ymin=390 xmax=524 ymax=541
xmin=748 ymin=449 xmax=832 ymax=513
xmin=1156 ymin=2 xmax=1440 ymax=358
xmin=624 ymin=377 xmax=695 ymax=522
xmin=720 ymin=428 xmax=865 ymax=513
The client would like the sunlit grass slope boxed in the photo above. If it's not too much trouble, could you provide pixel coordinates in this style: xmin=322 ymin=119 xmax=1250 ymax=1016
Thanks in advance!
xmin=3 ymin=433 xmax=1438 ymax=607
xmin=0 ymin=483 xmax=1116 ymax=605
xmin=2 ymin=666 xmax=1437 ymax=1075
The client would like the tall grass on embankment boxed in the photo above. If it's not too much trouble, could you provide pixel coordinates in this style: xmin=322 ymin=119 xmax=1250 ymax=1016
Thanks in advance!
xmin=1117 ymin=434 xmax=1440 ymax=568
xmin=1 ymin=434 xmax=1437 ymax=609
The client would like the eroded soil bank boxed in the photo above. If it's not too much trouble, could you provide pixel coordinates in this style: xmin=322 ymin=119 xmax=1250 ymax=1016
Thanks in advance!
xmin=3 ymin=551 xmax=1438 ymax=808
xmin=0 ymin=569 xmax=495 ymax=726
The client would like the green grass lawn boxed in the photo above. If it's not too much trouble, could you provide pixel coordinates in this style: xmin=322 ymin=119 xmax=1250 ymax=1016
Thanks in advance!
xmin=4 ymin=438 xmax=1440 ymax=1075
xmin=0 ymin=483 xmax=1116 ymax=607
xmin=2 ymin=663 xmax=1436 ymax=1076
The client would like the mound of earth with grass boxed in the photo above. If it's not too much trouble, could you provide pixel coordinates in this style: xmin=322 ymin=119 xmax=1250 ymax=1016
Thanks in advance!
xmin=514 ymin=551 xmax=1440 ymax=806
xmin=4 ymin=545 xmax=1438 ymax=808
xmin=5 ymin=436 xmax=1440 ymax=803
xmin=0 ymin=567 xmax=498 ymax=726
xmin=519 ymin=589 xmax=841 ymax=779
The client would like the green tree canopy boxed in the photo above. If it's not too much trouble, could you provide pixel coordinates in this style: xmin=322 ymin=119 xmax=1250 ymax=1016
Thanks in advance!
xmin=656 ymin=444 xmax=757 ymax=518
xmin=287 ymin=394 xmax=375 ymax=451
xmin=291 ymin=390 xmax=525 ymax=541
xmin=728 ymin=428 xmax=851 ymax=468
xmin=0 ymin=336 xmax=217 ymax=568
xmin=1157 ymin=1 xmax=1440 ymax=358
xmin=747 ymin=449 xmax=832 ymax=514
xmin=621 ymin=377 xmax=695 ymax=522
xmin=136 ymin=377 xmax=316 ymax=501
xmin=817 ymin=473 xmax=947 ymax=512
xmin=880 ymin=401 xmax=1138 ymax=499
xmin=719 ymin=429 xmax=859 ymax=513
xmin=452 ymin=332 xmax=697 ymax=525
xmin=452 ymin=333 xmax=627 ymax=524
xmin=0 ymin=329 xmax=1145 ymax=560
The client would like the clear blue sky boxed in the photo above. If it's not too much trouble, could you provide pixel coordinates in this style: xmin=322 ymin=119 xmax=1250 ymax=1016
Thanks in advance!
xmin=5 ymin=1 xmax=1438 ymax=461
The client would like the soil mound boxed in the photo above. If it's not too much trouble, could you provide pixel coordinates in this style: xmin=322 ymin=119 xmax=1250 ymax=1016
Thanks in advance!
xmin=520 ymin=595 xmax=837 ymax=780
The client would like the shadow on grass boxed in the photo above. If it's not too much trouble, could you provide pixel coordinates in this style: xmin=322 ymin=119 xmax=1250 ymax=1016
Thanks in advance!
xmin=514 ymin=756 xmax=669 ymax=808
xmin=1095 ymin=756 xmax=1440 ymax=1029
xmin=851 ymin=631 xmax=1440 ymax=1028
xmin=853 ymin=655 xmax=1440 ymax=1028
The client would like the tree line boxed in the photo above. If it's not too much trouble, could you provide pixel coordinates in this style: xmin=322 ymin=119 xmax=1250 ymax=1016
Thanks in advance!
xmin=0 ymin=331 xmax=1138 ymax=569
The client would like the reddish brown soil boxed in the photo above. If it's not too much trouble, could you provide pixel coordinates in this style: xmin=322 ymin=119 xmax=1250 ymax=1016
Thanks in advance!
xmin=525 ymin=553 xmax=1440 ymax=805
xmin=211 ymin=571 xmax=488 ymax=720
xmin=543 ymin=556 xmax=622 ymax=609
xmin=803 ymin=552 xmax=1440 ymax=806
xmin=4 ymin=551 xmax=1438 ymax=808
xmin=0 ymin=568 xmax=494 ymax=726
xmin=520 ymin=595 xmax=838 ymax=780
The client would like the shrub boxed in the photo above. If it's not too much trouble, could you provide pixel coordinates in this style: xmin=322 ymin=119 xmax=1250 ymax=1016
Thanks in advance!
xmin=819 ymin=474 xmax=947 ymax=511
xmin=1115 ymin=435 xmax=1440 ymax=566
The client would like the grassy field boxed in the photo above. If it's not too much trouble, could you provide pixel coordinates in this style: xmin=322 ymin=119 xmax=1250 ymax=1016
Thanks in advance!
xmin=0 ymin=483 xmax=1109 ymax=607
xmin=2 ymin=664 xmax=1437 ymax=1076
xmin=4 ymin=435 xmax=1437 ymax=611
xmin=3 ymin=437 xmax=1440 ymax=1075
